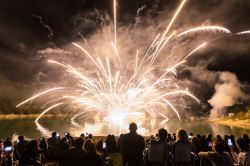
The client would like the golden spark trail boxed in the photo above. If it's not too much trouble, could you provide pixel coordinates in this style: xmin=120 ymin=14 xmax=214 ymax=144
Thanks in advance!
xmin=16 ymin=87 xmax=64 ymax=107
xmin=236 ymin=30 xmax=250 ymax=35
xmin=35 ymin=103 xmax=64 ymax=123
xmin=177 ymin=26 xmax=231 ymax=37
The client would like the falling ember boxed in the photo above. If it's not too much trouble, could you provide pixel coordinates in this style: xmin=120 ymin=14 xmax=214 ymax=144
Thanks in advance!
xmin=236 ymin=30 xmax=250 ymax=35
xmin=16 ymin=0 xmax=249 ymax=136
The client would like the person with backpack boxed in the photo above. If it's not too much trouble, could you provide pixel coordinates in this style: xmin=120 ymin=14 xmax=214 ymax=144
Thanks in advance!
xmin=172 ymin=129 xmax=194 ymax=166
xmin=145 ymin=128 xmax=171 ymax=166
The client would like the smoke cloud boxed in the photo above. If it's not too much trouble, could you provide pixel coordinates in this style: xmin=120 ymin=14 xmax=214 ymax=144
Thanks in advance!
xmin=208 ymin=72 xmax=247 ymax=117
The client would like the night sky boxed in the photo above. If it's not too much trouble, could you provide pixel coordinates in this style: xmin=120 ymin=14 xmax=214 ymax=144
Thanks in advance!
xmin=0 ymin=0 xmax=250 ymax=114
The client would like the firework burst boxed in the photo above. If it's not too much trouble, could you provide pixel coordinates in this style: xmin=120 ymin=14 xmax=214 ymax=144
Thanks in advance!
xmin=16 ymin=0 xmax=248 ymax=136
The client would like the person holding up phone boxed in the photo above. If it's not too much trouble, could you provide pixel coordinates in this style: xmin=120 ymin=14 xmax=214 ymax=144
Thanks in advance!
xmin=1 ymin=139 xmax=14 ymax=166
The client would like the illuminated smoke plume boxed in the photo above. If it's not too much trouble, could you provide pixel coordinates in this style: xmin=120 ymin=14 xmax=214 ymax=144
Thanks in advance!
xmin=208 ymin=72 xmax=247 ymax=117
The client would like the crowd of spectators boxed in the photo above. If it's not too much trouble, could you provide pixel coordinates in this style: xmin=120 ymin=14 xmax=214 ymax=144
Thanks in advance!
xmin=0 ymin=122 xmax=250 ymax=166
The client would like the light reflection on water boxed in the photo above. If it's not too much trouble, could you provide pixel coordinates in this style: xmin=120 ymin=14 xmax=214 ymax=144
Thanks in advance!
xmin=0 ymin=117 xmax=249 ymax=139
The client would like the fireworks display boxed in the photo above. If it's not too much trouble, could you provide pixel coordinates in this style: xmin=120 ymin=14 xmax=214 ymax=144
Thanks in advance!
xmin=16 ymin=0 xmax=250 ymax=136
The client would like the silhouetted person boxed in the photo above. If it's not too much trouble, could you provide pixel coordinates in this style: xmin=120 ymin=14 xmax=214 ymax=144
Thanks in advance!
xmin=146 ymin=128 xmax=171 ymax=166
xmin=65 ymin=132 xmax=75 ymax=147
xmin=20 ymin=140 xmax=42 ymax=166
xmin=173 ymin=129 xmax=193 ymax=166
xmin=48 ymin=132 xmax=59 ymax=150
xmin=216 ymin=135 xmax=224 ymax=143
xmin=106 ymin=135 xmax=117 ymax=153
xmin=243 ymin=134 xmax=250 ymax=144
xmin=199 ymin=142 xmax=234 ymax=166
xmin=232 ymin=138 xmax=250 ymax=166
xmin=0 ymin=139 xmax=4 ymax=161
xmin=49 ymin=137 xmax=70 ymax=161
xmin=59 ymin=137 xmax=85 ymax=166
xmin=117 ymin=134 xmax=124 ymax=152
xmin=84 ymin=139 xmax=103 ymax=166
xmin=121 ymin=122 xmax=145 ymax=166
xmin=1 ymin=139 xmax=14 ymax=166
xmin=15 ymin=135 xmax=28 ymax=160
xmin=39 ymin=138 xmax=48 ymax=164
xmin=96 ymin=140 xmax=107 ymax=159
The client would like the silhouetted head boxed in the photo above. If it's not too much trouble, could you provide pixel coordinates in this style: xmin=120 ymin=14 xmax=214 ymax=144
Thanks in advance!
xmin=88 ymin=134 xmax=93 ymax=139
xmin=213 ymin=142 xmax=225 ymax=154
xmin=158 ymin=128 xmax=168 ymax=140
xmin=96 ymin=140 xmax=103 ymax=152
xmin=216 ymin=135 xmax=223 ymax=142
xmin=18 ymin=135 xmax=24 ymax=141
xmin=129 ymin=122 xmax=137 ymax=132
xmin=39 ymin=139 xmax=48 ymax=150
xmin=52 ymin=132 xmax=57 ymax=138
xmin=236 ymin=138 xmax=249 ymax=152
xmin=176 ymin=129 xmax=189 ymax=143
xmin=75 ymin=137 xmax=84 ymax=149
xmin=84 ymin=139 xmax=96 ymax=154
xmin=27 ymin=140 xmax=39 ymax=154
xmin=243 ymin=134 xmax=250 ymax=140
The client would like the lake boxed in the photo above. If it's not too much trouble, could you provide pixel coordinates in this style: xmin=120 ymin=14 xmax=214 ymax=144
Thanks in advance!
xmin=0 ymin=117 xmax=249 ymax=139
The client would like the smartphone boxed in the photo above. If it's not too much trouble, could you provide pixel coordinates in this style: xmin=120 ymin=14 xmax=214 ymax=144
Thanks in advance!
xmin=188 ymin=135 xmax=193 ymax=139
xmin=227 ymin=138 xmax=233 ymax=146
xmin=64 ymin=132 xmax=68 ymax=136
xmin=56 ymin=133 xmax=60 ymax=138
xmin=208 ymin=141 xmax=213 ymax=147
xmin=103 ymin=142 xmax=106 ymax=149
xmin=4 ymin=146 xmax=12 ymax=152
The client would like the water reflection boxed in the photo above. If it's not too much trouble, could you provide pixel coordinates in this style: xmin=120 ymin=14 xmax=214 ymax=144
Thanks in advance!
xmin=0 ymin=117 xmax=249 ymax=139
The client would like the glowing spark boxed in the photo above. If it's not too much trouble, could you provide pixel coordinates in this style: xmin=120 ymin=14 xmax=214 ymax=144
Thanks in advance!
xmin=35 ymin=103 xmax=64 ymax=123
xmin=236 ymin=30 xmax=250 ymax=35
xmin=183 ymin=42 xmax=207 ymax=60
xmin=163 ymin=0 xmax=186 ymax=37
xmin=177 ymin=26 xmax=231 ymax=37
xmin=16 ymin=87 xmax=64 ymax=107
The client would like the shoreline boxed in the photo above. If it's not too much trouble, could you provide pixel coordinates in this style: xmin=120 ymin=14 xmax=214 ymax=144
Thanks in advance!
xmin=209 ymin=118 xmax=250 ymax=129
xmin=1 ymin=114 xmax=250 ymax=130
